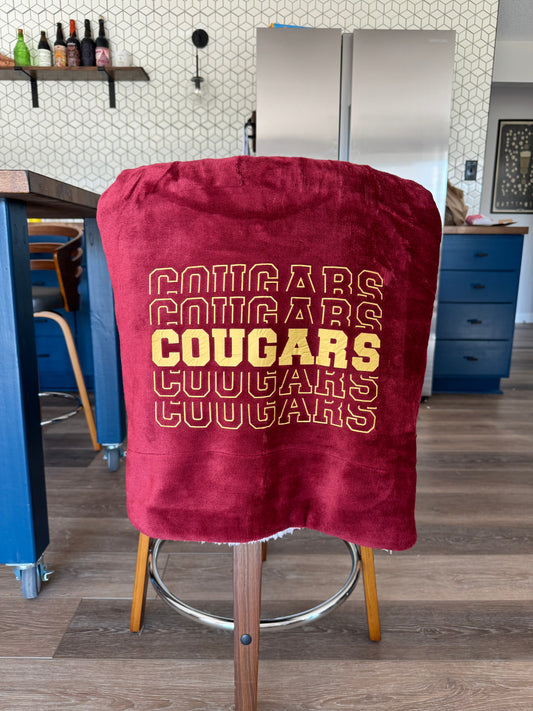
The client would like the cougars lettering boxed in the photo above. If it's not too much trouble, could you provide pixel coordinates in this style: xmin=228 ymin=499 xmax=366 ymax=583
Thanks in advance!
xmin=149 ymin=263 xmax=384 ymax=432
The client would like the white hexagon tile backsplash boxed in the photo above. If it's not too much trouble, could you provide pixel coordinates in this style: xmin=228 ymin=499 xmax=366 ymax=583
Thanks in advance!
xmin=0 ymin=0 xmax=498 ymax=211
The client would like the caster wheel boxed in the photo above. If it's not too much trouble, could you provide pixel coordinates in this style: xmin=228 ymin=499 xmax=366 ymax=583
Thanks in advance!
xmin=107 ymin=447 xmax=120 ymax=472
xmin=21 ymin=566 xmax=41 ymax=599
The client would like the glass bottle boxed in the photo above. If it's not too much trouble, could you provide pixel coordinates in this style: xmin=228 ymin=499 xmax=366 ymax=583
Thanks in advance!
xmin=54 ymin=22 xmax=67 ymax=67
xmin=14 ymin=29 xmax=31 ymax=66
xmin=95 ymin=17 xmax=111 ymax=67
xmin=37 ymin=31 xmax=52 ymax=67
xmin=66 ymin=20 xmax=81 ymax=67
xmin=80 ymin=19 xmax=96 ymax=66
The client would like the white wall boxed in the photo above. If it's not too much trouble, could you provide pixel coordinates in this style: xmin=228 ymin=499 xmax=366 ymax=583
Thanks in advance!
xmin=480 ymin=83 xmax=533 ymax=322
xmin=0 ymin=0 xmax=499 ymax=213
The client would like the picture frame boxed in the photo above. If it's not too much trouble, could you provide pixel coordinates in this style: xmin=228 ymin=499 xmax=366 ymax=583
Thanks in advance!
xmin=492 ymin=119 xmax=533 ymax=213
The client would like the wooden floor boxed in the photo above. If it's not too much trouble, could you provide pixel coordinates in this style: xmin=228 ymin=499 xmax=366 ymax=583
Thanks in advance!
xmin=1 ymin=326 xmax=532 ymax=710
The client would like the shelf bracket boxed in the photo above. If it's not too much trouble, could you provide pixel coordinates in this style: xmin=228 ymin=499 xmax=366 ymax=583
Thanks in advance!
xmin=30 ymin=76 xmax=38 ymax=108
xmin=14 ymin=66 xmax=39 ymax=108
xmin=98 ymin=67 xmax=116 ymax=109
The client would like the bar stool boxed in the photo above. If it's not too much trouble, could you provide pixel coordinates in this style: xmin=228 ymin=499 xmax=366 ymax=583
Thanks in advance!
xmin=97 ymin=156 xmax=442 ymax=710
xmin=29 ymin=223 xmax=100 ymax=451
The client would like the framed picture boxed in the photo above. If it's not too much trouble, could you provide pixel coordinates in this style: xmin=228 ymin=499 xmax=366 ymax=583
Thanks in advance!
xmin=492 ymin=120 xmax=533 ymax=213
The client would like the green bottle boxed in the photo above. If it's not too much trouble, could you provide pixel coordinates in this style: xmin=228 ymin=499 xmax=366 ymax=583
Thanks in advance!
xmin=14 ymin=29 xmax=31 ymax=66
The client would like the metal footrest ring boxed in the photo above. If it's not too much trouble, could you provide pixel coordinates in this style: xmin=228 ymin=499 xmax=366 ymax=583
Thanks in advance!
xmin=39 ymin=391 xmax=82 ymax=426
xmin=148 ymin=537 xmax=361 ymax=632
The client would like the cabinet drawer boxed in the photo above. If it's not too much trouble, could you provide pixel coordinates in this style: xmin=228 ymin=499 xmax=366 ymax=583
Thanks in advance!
xmin=36 ymin=336 xmax=77 ymax=390
xmin=436 ymin=303 xmax=516 ymax=340
xmin=440 ymin=235 xmax=523 ymax=270
xmin=36 ymin=335 xmax=72 ymax=372
xmin=433 ymin=340 xmax=512 ymax=377
xmin=439 ymin=270 xmax=519 ymax=303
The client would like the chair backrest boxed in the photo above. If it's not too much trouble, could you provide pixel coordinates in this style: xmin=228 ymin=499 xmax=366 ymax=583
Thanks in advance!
xmin=97 ymin=157 xmax=442 ymax=550
xmin=28 ymin=224 xmax=83 ymax=312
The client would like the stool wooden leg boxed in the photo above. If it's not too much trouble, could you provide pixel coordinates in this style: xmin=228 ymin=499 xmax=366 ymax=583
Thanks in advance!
xmin=35 ymin=310 xmax=101 ymax=452
xmin=130 ymin=532 xmax=151 ymax=632
xmin=261 ymin=541 xmax=268 ymax=562
xmin=233 ymin=542 xmax=263 ymax=711
xmin=360 ymin=546 xmax=381 ymax=641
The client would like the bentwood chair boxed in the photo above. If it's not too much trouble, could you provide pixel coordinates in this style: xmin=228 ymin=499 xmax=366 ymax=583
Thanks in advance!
xmin=97 ymin=155 xmax=442 ymax=710
xmin=29 ymin=223 xmax=99 ymax=451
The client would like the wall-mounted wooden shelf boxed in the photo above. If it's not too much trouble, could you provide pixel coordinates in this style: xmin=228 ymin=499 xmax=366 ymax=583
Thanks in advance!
xmin=0 ymin=65 xmax=150 ymax=108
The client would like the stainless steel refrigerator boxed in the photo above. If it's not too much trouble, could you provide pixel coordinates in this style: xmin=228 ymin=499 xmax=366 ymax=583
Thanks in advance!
xmin=255 ymin=27 xmax=455 ymax=395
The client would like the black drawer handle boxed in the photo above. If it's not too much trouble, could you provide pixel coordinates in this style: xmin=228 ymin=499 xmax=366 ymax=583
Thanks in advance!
xmin=472 ymin=283 xmax=486 ymax=289
xmin=467 ymin=319 xmax=483 ymax=325
xmin=475 ymin=252 xmax=489 ymax=258
xmin=464 ymin=355 xmax=479 ymax=362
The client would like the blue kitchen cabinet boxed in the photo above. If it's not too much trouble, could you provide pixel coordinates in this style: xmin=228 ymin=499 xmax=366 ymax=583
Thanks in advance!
xmin=433 ymin=227 xmax=527 ymax=394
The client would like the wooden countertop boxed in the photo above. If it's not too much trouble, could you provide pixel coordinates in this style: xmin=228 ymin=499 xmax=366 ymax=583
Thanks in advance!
xmin=444 ymin=225 xmax=529 ymax=234
xmin=0 ymin=170 xmax=99 ymax=219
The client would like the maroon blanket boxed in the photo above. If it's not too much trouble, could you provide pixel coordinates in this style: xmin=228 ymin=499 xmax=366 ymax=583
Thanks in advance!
xmin=97 ymin=156 xmax=441 ymax=549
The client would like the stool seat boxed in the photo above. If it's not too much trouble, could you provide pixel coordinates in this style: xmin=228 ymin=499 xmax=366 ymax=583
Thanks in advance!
xmin=32 ymin=286 xmax=64 ymax=313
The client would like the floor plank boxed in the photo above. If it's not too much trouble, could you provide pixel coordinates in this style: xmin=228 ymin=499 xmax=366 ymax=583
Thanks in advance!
xmin=0 ymin=552 xmax=158 ymax=600
xmin=0 ymin=659 xmax=532 ymax=710
xmin=54 ymin=598 xmax=533 ymax=661
xmin=155 ymin=551 xmax=533 ymax=602
xmin=0 ymin=599 xmax=79 ymax=658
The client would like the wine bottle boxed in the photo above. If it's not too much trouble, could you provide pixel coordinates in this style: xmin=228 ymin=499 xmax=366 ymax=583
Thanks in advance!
xmin=95 ymin=17 xmax=111 ymax=67
xmin=13 ymin=29 xmax=31 ymax=66
xmin=66 ymin=20 xmax=81 ymax=67
xmin=54 ymin=22 xmax=67 ymax=67
xmin=80 ymin=19 xmax=96 ymax=66
xmin=37 ymin=31 xmax=52 ymax=67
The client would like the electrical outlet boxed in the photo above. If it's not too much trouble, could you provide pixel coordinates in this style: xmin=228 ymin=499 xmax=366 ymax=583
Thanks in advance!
xmin=465 ymin=160 xmax=478 ymax=180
